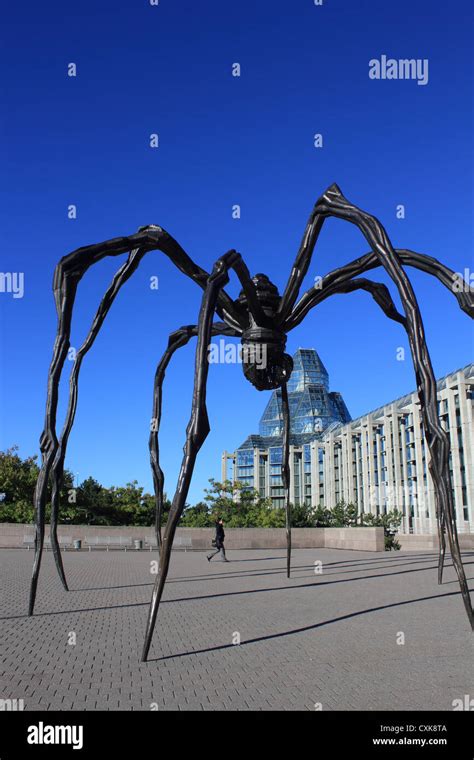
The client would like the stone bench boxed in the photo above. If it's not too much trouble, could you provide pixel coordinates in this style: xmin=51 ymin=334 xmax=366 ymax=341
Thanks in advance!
xmin=84 ymin=536 xmax=133 ymax=551
xmin=23 ymin=535 xmax=76 ymax=550
xmin=144 ymin=535 xmax=193 ymax=552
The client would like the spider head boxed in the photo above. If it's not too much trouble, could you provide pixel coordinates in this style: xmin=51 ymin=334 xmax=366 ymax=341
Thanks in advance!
xmin=241 ymin=327 xmax=293 ymax=391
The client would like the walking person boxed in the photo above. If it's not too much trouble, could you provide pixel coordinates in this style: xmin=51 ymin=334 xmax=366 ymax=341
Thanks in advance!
xmin=207 ymin=517 xmax=229 ymax=562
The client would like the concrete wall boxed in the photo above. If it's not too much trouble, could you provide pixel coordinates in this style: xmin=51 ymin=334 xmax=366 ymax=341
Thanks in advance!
xmin=323 ymin=527 xmax=385 ymax=552
xmin=3 ymin=524 xmax=473 ymax=552
xmin=0 ymin=523 xmax=385 ymax=552
xmin=398 ymin=533 xmax=474 ymax=551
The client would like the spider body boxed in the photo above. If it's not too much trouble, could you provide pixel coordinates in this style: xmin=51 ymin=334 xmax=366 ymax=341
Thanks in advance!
xmin=238 ymin=274 xmax=293 ymax=390
xmin=27 ymin=183 xmax=474 ymax=663
xmin=241 ymin=326 xmax=293 ymax=391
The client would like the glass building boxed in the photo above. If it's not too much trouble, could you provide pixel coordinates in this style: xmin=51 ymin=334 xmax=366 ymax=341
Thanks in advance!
xmin=320 ymin=364 xmax=474 ymax=535
xmin=222 ymin=348 xmax=351 ymax=507
xmin=222 ymin=357 xmax=474 ymax=535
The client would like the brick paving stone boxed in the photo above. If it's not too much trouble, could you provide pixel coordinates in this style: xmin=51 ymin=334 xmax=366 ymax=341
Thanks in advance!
xmin=0 ymin=547 xmax=473 ymax=710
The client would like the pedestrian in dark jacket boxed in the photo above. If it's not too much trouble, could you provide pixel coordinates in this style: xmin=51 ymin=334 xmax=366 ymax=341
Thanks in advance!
xmin=207 ymin=518 xmax=229 ymax=562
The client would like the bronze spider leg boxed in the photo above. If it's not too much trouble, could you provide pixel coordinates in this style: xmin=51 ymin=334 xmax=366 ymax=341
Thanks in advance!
xmin=142 ymin=249 xmax=266 ymax=661
xmin=149 ymin=322 xmax=241 ymax=552
xmin=280 ymin=381 xmax=291 ymax=578
xmin=282 ymin=183 xmax=473 ymax=629
xmin=284 ymin=277 xmax=406 ymax=567
xmin=49 ymin=247 xmax=148 ymax=592
xmin=285 ymin=251 xmax=473 ymax=584
xmin=295 ymin=276 xmax=445 ymax=577
xmin=320 ymin=185 xmax=472 ymax=628
xmin=284 ymin=249 xmax=473 ymax=327
xmin=29 ymin=226 xmax=242 ymax=616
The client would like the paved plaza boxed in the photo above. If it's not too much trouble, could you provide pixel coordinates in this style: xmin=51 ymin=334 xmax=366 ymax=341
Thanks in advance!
xmin=0 ymin=547 xmax=473 ymax=711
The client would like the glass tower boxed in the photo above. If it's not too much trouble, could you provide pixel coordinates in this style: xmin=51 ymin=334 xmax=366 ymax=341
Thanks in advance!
xmin=233 ymin=349 xmax=351 ymax=502
xmin=242 ymin=348 xmax=350 ymax=449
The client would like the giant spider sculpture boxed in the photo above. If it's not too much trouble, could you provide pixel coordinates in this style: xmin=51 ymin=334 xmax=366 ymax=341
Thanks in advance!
xmin=28 ymin=184 xmax=474 ymax=661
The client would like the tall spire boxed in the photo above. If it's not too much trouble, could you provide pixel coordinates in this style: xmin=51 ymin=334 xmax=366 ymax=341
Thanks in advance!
xmin=256 ymin=348 xmax=351 ymax=443
xmin=287 ymin=348 xmax=329 ymax=393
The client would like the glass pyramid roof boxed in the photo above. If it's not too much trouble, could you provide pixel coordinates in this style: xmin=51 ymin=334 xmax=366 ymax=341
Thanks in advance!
xmin=287 ymin=348 xmax=329 ymax=393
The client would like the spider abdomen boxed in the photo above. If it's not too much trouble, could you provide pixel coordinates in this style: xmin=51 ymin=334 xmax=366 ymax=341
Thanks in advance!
xmin=241 ymin=326 xmax=293 ymax=391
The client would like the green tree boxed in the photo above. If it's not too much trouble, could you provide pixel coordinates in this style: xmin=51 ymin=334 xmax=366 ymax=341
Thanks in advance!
xmin=181 ymin=479 xmax=276 ymax=528
xmin=313 ymin=504 xmax=332 ymax=527
xmin=289 ymin=502 xmax=316 ymax=528
xmin=180 ymin=501 xmax=212 ymax=527
xmin=328 ymin=500 xmax=359 ymax=527
xmin=0 ymin=446 xmax=39 ymax=522
xmin=76 ymin=478 xmax=170 ymax=526
xmin=138 ymin=492 xmax=171 ymax=527
xmin=0 ymin=447 xmax=75 ymax=523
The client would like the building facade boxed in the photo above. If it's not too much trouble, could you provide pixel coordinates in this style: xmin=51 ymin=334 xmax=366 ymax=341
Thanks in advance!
xmin=222 ymin=351 xmax=474 ymax=535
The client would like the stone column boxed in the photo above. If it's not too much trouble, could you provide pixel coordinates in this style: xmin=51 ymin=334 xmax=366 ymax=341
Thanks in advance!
xmin=446 ymin=377 xmax=464 ymax=531
xmin=457 ymin=372 xmax=474 ymax=532
xmin=412 ymin=397 xmax=425 ymax=534
xmin=361 ymin=417 xmax=372 ymax=517
xmin=310 ymin=442 xmax=319 ymax=508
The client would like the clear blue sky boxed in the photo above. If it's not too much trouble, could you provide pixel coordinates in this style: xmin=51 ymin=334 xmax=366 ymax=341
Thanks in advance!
xmin=1 ymin=0 xmax=473 ymax=504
